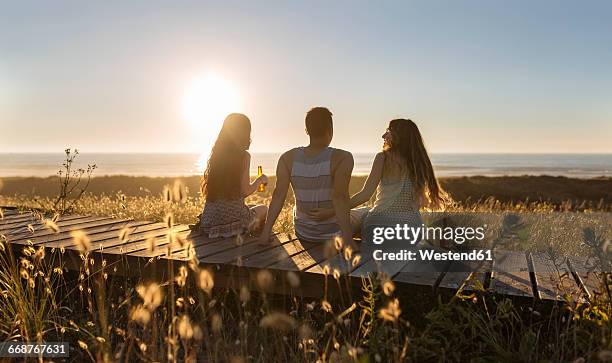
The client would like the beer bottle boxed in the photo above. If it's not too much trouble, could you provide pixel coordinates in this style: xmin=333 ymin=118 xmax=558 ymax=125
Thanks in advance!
xmin=257 ymin=165 xmax=266 ymax=192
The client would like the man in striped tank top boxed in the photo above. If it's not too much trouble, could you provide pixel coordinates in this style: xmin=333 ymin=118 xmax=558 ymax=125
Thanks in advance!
xmin=258 ymin=107 xmax=355 ymax=245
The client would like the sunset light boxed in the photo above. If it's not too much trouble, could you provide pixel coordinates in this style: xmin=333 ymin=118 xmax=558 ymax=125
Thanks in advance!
xmin=182 ymin=73 xmax=240 ymax=153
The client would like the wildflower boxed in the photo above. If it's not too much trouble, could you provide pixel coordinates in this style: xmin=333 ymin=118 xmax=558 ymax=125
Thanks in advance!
xmin=164 ymin=213 xmax=174 ymax=228
xmin=27 ymin=224 xmax=35 ymax=233
xmin=162 ymin=185 xmax=172 ymax=203
xmin=240 ymin=285 xmax=250 ymax=303
xmin=136 ymin=282 xmax=163 ymax=310
xmin=322 ymin=265 xmax=330 ymax=276
xmin=343 ymin=246 xmax=353 ymax=261
xmin=334 ymin=236 xmax=343 ymax=251
xmin=378 ymin=298 xmax=401 ymax=322
xmin=286 ymin=271 xmax=300 ymax=288
xmin=259 ymin=312 xmax=297 ymax=332
xmin=118 ymin=227 xmax=130 ymax=242
xmin=187 ymin=256 xmax=199 ymax=274
xmin=78 ymin=341 xmax=88 ymax=350
xmin=173 ymin=180 xmax=187 ymax=203
xmin=321 ymin=300 xmax=332 ymax=313
xmin=130 ymin=305 xmax=151 ymax=325
xmin=20 ymin=268 xmax=29 ymax=280
xmin=383 ymin=280 xmax=395 ymax=296
xmin=34 ymin=246 xmax=45 ymax=262
xmin=333 ymin=268 xmax=341 ymax=280
xmin=198 ymin=269 xmax=214 ymax=295
xmin=176 ymin=266 xmax=188 ymax=287
xmin=352 ymin=254 xmax=362 ymax=267
xmin=146 ymin=236 xmax=157 ymax=252
xmin=178 ymin=315 xmax=194 ymax=340
xmin=43 ymin=219 xmax=59 ymax=233
xmin=71 ymin=230 xmax=91 ymax=253
xmin=256 ymin=270 xmax=273 ymax=291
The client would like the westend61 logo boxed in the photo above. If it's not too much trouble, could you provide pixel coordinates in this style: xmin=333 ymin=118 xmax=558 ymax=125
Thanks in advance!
xmin=371 ymin=224 xmax=487 ymax=245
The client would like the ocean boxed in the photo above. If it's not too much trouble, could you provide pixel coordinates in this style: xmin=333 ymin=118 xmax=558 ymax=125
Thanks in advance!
xmin=0 ymin=153 xmax=611 ymax=178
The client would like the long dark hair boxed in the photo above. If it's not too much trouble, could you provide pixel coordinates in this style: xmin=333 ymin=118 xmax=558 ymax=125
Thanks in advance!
xmin=384 ymin=119 xmax=445 ymax=207
xmin=201 ymin=113 xmax=251 ymax=201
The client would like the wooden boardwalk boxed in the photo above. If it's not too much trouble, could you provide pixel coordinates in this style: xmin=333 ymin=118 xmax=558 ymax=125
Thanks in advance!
xmin=0 ymin=207 xmax=602 ymax=302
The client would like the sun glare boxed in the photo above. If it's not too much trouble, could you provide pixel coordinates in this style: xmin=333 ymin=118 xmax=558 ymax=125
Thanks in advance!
xmin=182 ymin=73 xmax=240 ymax=156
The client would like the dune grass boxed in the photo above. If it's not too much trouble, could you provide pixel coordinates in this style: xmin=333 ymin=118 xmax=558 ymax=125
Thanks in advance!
xmin=1 ymin=184 xmax=611 ymax=361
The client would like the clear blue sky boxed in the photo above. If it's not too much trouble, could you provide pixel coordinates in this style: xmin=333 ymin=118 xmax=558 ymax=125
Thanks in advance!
xmin=1 ymin=0 xmax=611 ymax=154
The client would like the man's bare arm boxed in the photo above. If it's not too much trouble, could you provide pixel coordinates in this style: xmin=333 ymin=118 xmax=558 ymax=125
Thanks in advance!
xmin=258 ymin=152 xmax=291 ymax=243
xmin=332 ymin=151 xmax=354 ymax=244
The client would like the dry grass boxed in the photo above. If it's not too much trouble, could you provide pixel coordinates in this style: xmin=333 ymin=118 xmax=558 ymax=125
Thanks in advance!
xmin=1 ymin=174 xmax=611 ymax=361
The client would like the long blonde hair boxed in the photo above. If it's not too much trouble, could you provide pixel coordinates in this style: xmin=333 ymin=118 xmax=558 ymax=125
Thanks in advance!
xmin=383 ymin=119 xmax=445 ymax=207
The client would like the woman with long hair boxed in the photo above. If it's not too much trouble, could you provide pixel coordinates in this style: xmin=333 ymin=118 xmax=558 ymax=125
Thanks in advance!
xmin=309 ymin=118 xmax=446 ymax=240
xmin=199 ymin=113 xmax=268 ymax=238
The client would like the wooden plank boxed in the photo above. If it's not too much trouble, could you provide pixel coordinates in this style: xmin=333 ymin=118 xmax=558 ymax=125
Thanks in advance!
xmin=170 ymin=233 xmax=269 ymax=260
xmin=0 ymin=214 xmax=88 ymax=233
xmin=2 ymin=215 xmax=112 ymax=239
xmin=306 ymin=249 xmax=369 ymax=275
xmin=267 ymin=243 xmax=327 ymax=271
xmin=0 ymin=208 xmax=19 ymax=217
xmin=100 ymin=225 xmax=191 ymax=255
xmin=526 ymin=253 xmax=541 ymax=299
xmin=530 ymin=252 xmax=579 ymax=301
xmin=393 ymin=252 xmax=447 ymax=287
xmin=7 ymin=217 xmax=131 ymax=244
xmin=567 ymin=257 xmax=602 ymax=301
xmin=42 ymin=220 xmax=156 ymax=249
xmin=0 ymin=213 xmax=37 ymax=226
xmin=491 ymin=250 xmax=533 ymax=298
xmin=0 ymin=208 xmax=20 ymax=218
xmin=197 ymin=234 xmax=296 ymax=265
xmin=238 ymin=236 xmax=321 ymax=269
xmin=350 ymin=245 xmax=410 ymax=279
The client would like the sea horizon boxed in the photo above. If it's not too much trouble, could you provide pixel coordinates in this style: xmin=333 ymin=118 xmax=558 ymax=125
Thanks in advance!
xmin=1 ymin=152 xmax=611 ymax=179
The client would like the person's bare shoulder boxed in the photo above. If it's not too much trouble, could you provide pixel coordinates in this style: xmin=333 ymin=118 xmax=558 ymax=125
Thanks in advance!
xmin=331 ymin=148 xmax=354 ymax=174
xmin=277 ymin=148 xmax=297 ymax=174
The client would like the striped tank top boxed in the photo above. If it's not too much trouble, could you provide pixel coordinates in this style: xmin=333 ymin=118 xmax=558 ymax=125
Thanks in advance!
xmin=291 ymin=147 xmax=340 ymax=242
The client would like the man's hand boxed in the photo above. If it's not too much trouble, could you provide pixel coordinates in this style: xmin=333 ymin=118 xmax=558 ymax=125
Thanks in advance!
xmin=306 ymin=208 xmax=335 ymax=221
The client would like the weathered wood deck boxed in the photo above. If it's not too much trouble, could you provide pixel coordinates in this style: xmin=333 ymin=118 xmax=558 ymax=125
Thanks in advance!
xmin=0 ymin=207 xmax=602 ymax=302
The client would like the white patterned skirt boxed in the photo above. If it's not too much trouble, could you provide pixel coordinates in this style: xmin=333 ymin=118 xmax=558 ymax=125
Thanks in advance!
xmin=199 ymin=199 xmax=256 ymax=238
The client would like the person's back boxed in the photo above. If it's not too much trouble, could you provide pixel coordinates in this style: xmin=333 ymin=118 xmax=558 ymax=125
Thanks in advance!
xmin=290 ymin=146 xmax=339 ymax=242
xmin=258 ymin=107 xmax=354 ymax=245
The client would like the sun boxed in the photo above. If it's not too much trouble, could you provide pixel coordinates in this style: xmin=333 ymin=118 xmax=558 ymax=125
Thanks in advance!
xmin=182 ymin=73 xmax=240 ymax=152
